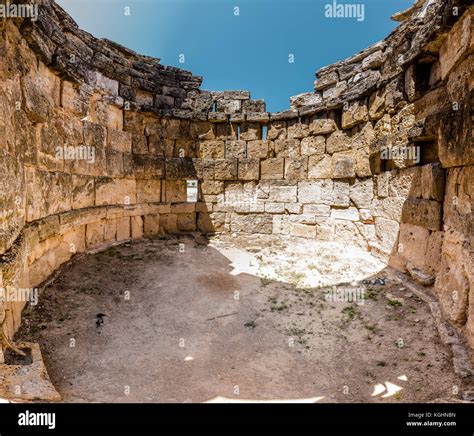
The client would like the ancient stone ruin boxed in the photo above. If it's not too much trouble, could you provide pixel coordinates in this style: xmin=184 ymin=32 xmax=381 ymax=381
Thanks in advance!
xmin=0 ymin=0 xmax=472 ymax=402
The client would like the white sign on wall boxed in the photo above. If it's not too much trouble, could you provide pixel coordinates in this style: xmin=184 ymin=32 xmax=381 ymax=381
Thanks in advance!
xmin=187 ymin=180 xmax=198 ymax=203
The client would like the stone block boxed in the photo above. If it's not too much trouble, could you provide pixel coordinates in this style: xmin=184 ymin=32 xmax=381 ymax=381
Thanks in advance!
xmin=350 ymin=179 xmax=374 ymax=208
xmin=197 ymin=212 xmax=226 ymax=233
xmin=300 ymin=136 xmax=325 ymax=157
xmin=86 ymin=220 xmax=106 ymax=248
xmin=199 ymin=140 xmax=225 ymax=159
xmin=284 ymin=158 xmax=308 ymax=180
xmin=421 ymin=163 xmax=445 ymax=201
xmin=330 ymin=207 xmax=359 ymax=221
xmin=308 ymin=155 xmax=333 ymax=179
xmin=108 ymin=128 xmax=132 ymax=153
xmin=298 ymin=180 xmax=333 ymax=204
xmin=214 ymin=159 xmax=238 ymax=180
xmin=137 ymin=179 xmax=161 ymax=203
xmin=261 ymin=158 xmax=284 ymax=180
xmin=238 ymin=159 xmax=260 ymax=180
xmin=177 ymin=213 xmax=196 ymax=231
xmin=144 ymin=214 xmax=160 ymax=237
xmin=332 ymin=153 xmax=355 ymax=179
xmin=341 ymin=100 xmax=369 ymax=129
xmin=95 ymin=178 xmax=137 ymax=206
xmin=326 ymin=131 xmax=351 ymax=154
xmin=165 ymin=180 xmax=187 ymax=203
xmin=439 ymin=9 xmax=473 ymax=80
xmin=397 ymin=223 xmax=430 ymax=270
xmin=401 ymin=198 xmax=442 ymax=231
xmin=247 ymin=140 xmax=269 ymax=158
xmin=131 ymin=216 xmax=144 ymax=239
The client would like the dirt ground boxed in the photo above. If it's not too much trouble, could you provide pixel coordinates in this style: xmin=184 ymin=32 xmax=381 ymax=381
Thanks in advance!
xmin=16 ymin=233 xmax=464 ymax=403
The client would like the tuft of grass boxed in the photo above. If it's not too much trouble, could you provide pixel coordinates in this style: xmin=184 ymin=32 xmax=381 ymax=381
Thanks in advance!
xmin=244 ymin=320 xmax=257 ymax=330
xmin=342 ymin=306 xmax=357 ymax=319
xmin=366 ymin=287 xmax=379 ymax=300
xmin=387 ymin=299 xmax=403 ymax=307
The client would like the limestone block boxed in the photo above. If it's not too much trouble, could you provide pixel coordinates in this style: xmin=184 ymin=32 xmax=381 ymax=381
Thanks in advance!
xmin=225 ymin=140 xmax=247 ymax=159
xmin=421 ymin=163 xmax=445 ymax=201
xmin=22 ymin=62 xmax=59 ymax=123
xmin=61 ymin=226 xmax=86 ymax=255
xmin=290 ymin=223 xmax=316 ymax=238
xmin=303 ymin=204 xmax=330 ymax=216
xmin=247 ymin=140 xmax=269 ymax=158
xmin=443 ymin=166 xmax=473 ymax=236
xmin=95 ymin=178 xmax=137 ymax=206
xmin=83 ymin=121 xmax=107 ymax=148
xmin=165 ymin=180 xmax=187 ymax=203
xmin=334 ymin=221 xmax=363 ymax=244
xmin=131 ymin=216 xmax=144 ymax=239
xmin=267 ymin=121 xmax=287 ymax=141
xmin=86 ymin=220 xmax=106 ymax=248
xmin=137 ymin=179 xmax=162 ymax=203
xmin=375 ymin=217 xmax=400 ymax=255
xmin=401 ymin=198 xmax=442 ymax=231
xmin=397 ymin=223 xmax=430 ymax=270
xmin=61 ymin=80 xmax=88 ymax=116
xmin=272 ymin=215 xmax=290 ymax=235
xmin=177 ymin=213 xmax=196 ymax=232
xmin=269 ymin=185 xmax=298 ymax=203
xmin=330 ymin=207 xmax=359 ymax=221
xmin=438 ymin=94 xmax=474 ymax=168
xmin=116 ymin=217 xmax=131 ymax=241
xmin=231 ymin=214 xmax=273 ymax=234
xmin=326 ymin=131 xmax=351 ymax=154
xmin=190 ymin=122 xmax=215 ymax=141
xmin=308 ymin=155 xmax=333 ymax=179
xmin=105 ymin=149 xmax=124 ymax=177
xmin=287 ymin=119 xmax=309 ymax=140
xmin=309 ymin=117 xmax=337 ymax=135
xmin=300 ymin=136 xmax=325 ymax=156
xmin=332 ymin=180 xmax=351 ymax=207
xmin=298 ymin=180 xmax=334 ymax=204
xmin=240 ymin=123 xmax=261 ymax=141
xmin=375 ymin=173 xmax=389 ymax=198
xmin=265 ymin=203 xmax=285 ymax=214
xmin=439 ymin=9 xmax=473 ymax=80
xmin=284 ymin=158 xmax=308 ymax=180
xmin=316 ymin=219 xmax=335 ymax=240
xmin=332 ymin=153 xmax=356 ymax=179
xmin=274 ymin=139 xmax=300 ymax=158
xmin=435 ymin=229 xmax=471 ymax=326
xmin=199 ymin=140 xmax=225 ymax=159
xmin=261 ymin=158 xmax=284 ymax=180
xmin=425 ymin=230 xmax=444 ymax=277
xmin=144 ymin=214 xmax=160 ymax=237
xmin=108 ymin=128 xmax=132 ymax=153
xmin=197 ymin=212 xmax=226 ymax=233
xmin=350 ymin=178 xmax=374 ymax=208
xmin=341 ymin=100 xmax=369 ymax=129
xmin=104 ymin=218 xmax=117 ymax=243
xmin=214 ymin=159 xmax=238 ymax=180
xmin=201 ymin=180 xmax=224 ymax=195
xmin=238 ymin=159 xmax=260 ymax=180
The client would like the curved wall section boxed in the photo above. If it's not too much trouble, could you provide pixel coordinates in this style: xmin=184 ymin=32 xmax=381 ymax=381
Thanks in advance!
xmin=0 ymin=0 xmax=473 ymax=353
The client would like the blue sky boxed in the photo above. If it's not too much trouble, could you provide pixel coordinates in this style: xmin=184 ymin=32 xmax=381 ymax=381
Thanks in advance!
xmin=57 ymin=0 xmax=414 ymax=112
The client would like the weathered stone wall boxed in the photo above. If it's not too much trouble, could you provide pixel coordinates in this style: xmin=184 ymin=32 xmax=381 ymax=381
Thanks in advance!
xmin=0 ymin=0 xmax=472 ymax=353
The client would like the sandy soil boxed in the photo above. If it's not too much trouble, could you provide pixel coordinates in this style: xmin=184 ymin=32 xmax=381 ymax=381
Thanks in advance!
xmin=16 ymin=234 xmax=463 ymax=403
